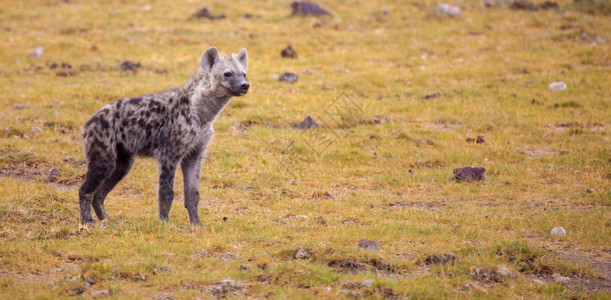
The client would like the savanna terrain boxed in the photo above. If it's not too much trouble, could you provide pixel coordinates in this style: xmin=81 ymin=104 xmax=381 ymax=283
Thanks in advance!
xmin=0 ymin=0 xmax=609 ymax=298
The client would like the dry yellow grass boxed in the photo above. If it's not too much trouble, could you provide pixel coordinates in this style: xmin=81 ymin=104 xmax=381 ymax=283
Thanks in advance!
xmin=0 ymin=0 xmax=609 ymax=298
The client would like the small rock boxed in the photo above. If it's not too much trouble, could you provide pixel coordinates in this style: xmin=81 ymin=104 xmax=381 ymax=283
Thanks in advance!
xmin=332 ymin=67 xmax=350 ymax=73
xmin=281 ymin=45 xmax=297 ymax=58
xmin=550 ymin=227 xmax=566 ymax=236
xmin=239 ymin=264 xmax=250 ymax=270
xmin=291 ymin=1 xmax=332 ymax=17
xmin=548 ymin=81 xmax=567 ymax=91
xmin=495 ymin=265 xmax=513 ymax=279
xmin=476 ymin=135 xmax=486 ymax=144
xmin=13 ymin=104 xmax=28 ymax=110
xmin=279 ymin=72 xmax=298 ymax=83
xmin=56 ymin=69 xmax=76 ymax=77
xmin=358 ymin=239 xmax=379 ymax=250
xmin=532 ymin=278 xmax=546 ymax=285
xmin=204 ymin=279 xmax=246 ymax=298
xmin=422 ymin=92 xmax=440 ymax=100
xmin=538 ymin=1 xmax=559 ymax=9
xmin=315 ymin=216 xmax=327 ymax=225
xmin=30 ymin=126 xmax=42 ymax=135
xmin=120 ymin=60 xmax=141 ymax=72
xmin=154 ymin=68 xmax=167 ymax=74
xmin=435 ymin=3 xmax=461 ymax=17
xmin=425 ymin=253 xmax=456 ymax=265
xmin=47 ymin=168 xmax=59 ymax=183
xmin=85 ymin=276 xmax=96 ymax=288
xmin=27 ymin=47 xmax=44 ymax=59
xmin=552 ymin=273 xmax=571 ymax=284
xmin=291 ymin=116 xmax=319 ymax=129
xmin=453 ymin=167 xmax=486 ymax=181
xmin=191 ymin=7 xmax=225 ymax=20
xmin=362 ymin=278 xmax=374 ymax=287
xmin=294 ymin=247 xmax=311 ymax=259
xmin=91 ymin=289 xmax=110 ymax=298
xmin=511 ymin=0 xmax=536 ymax=10
xmin=302 ymin=69 xmax=314 ymax=74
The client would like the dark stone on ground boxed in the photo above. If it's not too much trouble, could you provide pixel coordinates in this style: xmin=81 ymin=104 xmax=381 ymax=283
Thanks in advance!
xmin=291 ymin=1 xmax=332 ymax=17
xmin=47 ymin=168 xmax=59 ymax=183
xmin=512 ymin=0 xmax=537 ymax=10
xmin=291 ymin=116 xmax=319 ymax=129
xmin=281 ymin=45 xmax=298 ymax=58
xmin=422 ymin=92 xmax=440 ymax=100
xmin=539 ymin=1 xmax=559 ymax=9
xmin=358 ymin=239 xmax=379 ymax=250
xmin=279 ymin=72 xmax=299 ymax=83
xmin=120 ymin=60 xmax=141 ymax=71
xmin=191 ymin=8 xmax=226 ymax=20
xmin=425 ymin=253 xmax=456 ymax=265
xmin=453 ymin=167 xmax=486 ymax=181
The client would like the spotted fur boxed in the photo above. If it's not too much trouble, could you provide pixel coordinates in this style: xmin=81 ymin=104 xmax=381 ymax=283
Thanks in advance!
xmin=79 ymin=47 xmax=249 ymax=225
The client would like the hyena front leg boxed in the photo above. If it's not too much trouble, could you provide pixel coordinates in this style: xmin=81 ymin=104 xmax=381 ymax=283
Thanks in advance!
xmin=181 ymin=146 xmax=204 ymax=225
xmin=157 ymin=157 xmax=179 ymax=222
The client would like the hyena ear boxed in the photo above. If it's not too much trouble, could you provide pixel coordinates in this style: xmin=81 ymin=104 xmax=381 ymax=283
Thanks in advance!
xmin=200 ymin=47 xmax=219 ymax=72
xmin=236 ymin=48 xmax=248 ymax=70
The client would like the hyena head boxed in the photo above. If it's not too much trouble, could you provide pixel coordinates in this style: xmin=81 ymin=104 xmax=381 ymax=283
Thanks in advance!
xmin=200 ymin=47 xmax=249 ymax=97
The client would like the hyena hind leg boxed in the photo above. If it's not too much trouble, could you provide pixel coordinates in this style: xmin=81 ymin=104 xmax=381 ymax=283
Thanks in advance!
xmin=79 ymin=159 xmax=116 ymax=225
xmin=92 ymin=148 xmax=134 ymax=220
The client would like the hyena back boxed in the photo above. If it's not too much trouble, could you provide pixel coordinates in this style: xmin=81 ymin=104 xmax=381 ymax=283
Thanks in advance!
xmin=79 ymin=47 xmax=249 ymax=225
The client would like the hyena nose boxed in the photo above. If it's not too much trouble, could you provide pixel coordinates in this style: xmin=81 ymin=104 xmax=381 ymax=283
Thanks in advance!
xmin=241 ymin=82 xmax=250 ymax=90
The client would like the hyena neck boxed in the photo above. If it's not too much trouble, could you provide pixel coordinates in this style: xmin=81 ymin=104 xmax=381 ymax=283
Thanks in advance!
xmin=179 ymin=70 xmax=232 ymax=127
xmin=192 ymin=88 xmax=232 ymax=126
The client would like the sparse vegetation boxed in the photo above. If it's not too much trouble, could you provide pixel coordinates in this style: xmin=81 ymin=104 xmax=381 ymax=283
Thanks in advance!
xmin=0 ymin=0 xmax=609 ymax=298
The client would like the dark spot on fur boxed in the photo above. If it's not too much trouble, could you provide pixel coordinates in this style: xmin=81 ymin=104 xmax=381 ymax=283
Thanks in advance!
xmin=168 ymin=98 xmax=173 ymax=104
xmin=114 ymin=112 xmax=120 ymax=119
xmin=138 ymin=119 xmax=146 ymax=128
xmin=85 ymin=115 xmax=99 ymax=127
xmin=99 ymin=118 xmax=110 ymax=129
xmin=116 ymin=99 xmax=123 ymax=109
xmin=129 ymin=97 xmax=142 ymax=105
xmin=180 ymin=96 xmax=189 ymax=105
xmin=145 ymin=112 xmax=150 ymax=118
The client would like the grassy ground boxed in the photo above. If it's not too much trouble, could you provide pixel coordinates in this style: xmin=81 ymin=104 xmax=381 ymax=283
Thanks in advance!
xmin=0 ymin=0 xmax=609 ymax=298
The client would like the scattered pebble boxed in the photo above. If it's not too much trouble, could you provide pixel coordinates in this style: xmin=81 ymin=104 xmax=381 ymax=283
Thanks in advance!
xmin=302 ymin=69 xmax=315 ymax=74
xmin=27 ymin=47 xmax=44 ymax=59
xmin=291 ymin=1 xmax=332 ymax=17
xmin=120 ymin=60 xmax=141 ymax=72
xmin=191 ymin=7 xmax=226 ymax=20
xmin=279 ymin=72 xmax=298 ymax=83
xmin=466 ymin=135 xmax=486 ymax=144
xmin=550 ymin=226 xmax=566 ymax=236
xmin=471 ymin=265 xmax=514 ymax=283
xmin=552 ymin=273 xmax=571 ymax=284
xmin=332 ymin=67 xmax=350 ymax=73
xmin=358 ymin=239 xmax=379 ymax=250
xmin=422 ymin=92 xmax=441 ymax=100
xmin=362 ymin=278 xmax=374 ymax=287
xmin=91 ymin=289 xmax=110 ymax=298
xmin=30 ymin=126 xmax=41 ymax=135
xmin=453 ymin=167 xmax=486 ymax=181
xmin=291 ymin=116 xmax=319 ymax=129
xmin=532 ymin=278 xmax=546 ymax=285
xmin=204 ymin=279 xmax=246 ymax=299
xmin=47 ymin=168 xmax=59 ymax=183
xmin=425 ymin=253 xmax=456 ymax=265
xmin=548 ymin=81 xmax=567 ymax=91
xmin=13 ymin=104 xmax=28 ymax=110
xmin=435 ymin=3 xmax=461 ymax=17
xmin=539 ymin=1 xmax=559 ymax=9
xmin=294 ymin=247 xmax=311 ymax=259
xmin=512 ymin=0 xmax=536 ymax=10
xmin=281 ymin=45 xmax=298 ymax=58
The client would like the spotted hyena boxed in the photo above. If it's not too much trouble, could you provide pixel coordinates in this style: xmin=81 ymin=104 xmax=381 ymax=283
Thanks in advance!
xmin=79 ymin=47 xmax=249 ymax=225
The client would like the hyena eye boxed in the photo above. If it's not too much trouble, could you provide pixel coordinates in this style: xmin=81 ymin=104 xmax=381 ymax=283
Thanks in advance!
xmin=223 ymin=72 xmax=232 ymax=77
